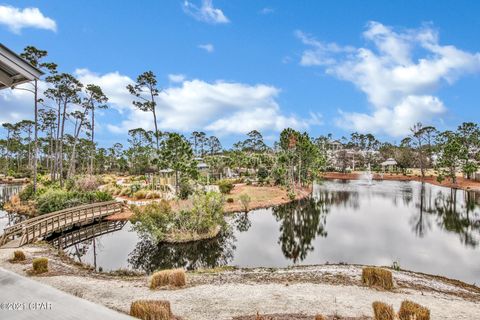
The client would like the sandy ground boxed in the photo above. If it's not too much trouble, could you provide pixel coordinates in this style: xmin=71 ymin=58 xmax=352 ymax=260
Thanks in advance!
xmin=321 ymin=172 xmax=480 ymax=191
xmin=1 ymin=246 xmax=479 ymax=320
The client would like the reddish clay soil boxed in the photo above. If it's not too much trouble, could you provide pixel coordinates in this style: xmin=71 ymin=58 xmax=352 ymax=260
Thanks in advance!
xmin=321 ymin=172 xmax=480 ymax=191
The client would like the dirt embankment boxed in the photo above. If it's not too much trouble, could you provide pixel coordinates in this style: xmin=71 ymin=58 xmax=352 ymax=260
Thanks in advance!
xmin=1 ymin=246 xmax=479 ymax=320
xmin=321 ymin=172 xmax=480 ymax=191
xmin=107 ymin=184 xmax=312 ymax=221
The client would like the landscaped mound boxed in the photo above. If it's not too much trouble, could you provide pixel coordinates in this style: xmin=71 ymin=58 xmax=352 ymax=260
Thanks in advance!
xmin=130 ymin=191 xmax=225 ymax=243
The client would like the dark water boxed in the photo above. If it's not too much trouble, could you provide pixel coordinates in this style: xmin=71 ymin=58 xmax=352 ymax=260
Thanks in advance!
xmin=0 ymin=184 xmax=23 ymax=231
xmin=60 ymin=180 xmax=480 ymax=284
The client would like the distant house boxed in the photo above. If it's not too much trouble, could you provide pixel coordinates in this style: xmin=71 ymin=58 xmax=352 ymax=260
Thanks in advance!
xmin=381 ymin=158 xmax=398 ymax=172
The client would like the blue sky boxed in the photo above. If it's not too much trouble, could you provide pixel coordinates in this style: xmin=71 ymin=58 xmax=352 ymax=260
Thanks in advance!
xmin=1 ymin=0 xmax=480 ymax=148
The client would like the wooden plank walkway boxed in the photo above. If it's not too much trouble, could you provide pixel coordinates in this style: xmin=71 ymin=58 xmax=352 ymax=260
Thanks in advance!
xmin=0 ymin=201 xmax=124 ymax=248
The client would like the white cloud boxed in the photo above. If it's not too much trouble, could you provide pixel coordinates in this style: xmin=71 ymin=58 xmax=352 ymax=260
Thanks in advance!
xmin=198 ymin=43 xmax=214 ymax=53
xmin=76 ymin=69 xmax=318 ymax=135
xmin=259 ymin=7 xmax=274 ymax=15
xmin=183 ymin=0 xmax=229 ymax=24
xmin=0 ymin=5 xmax=57 ymax=34
xmin=168 ymin=74 xmax=186 ymax=83
xmin=297 ymin=22 xmax=480 ymax=136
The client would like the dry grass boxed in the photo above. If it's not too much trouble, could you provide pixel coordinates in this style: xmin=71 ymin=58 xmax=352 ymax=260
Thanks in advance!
xmin=314 ymin=315 xmax=326 ymax=320
xmin=130 ymin=300 xmax=172 ymax=320
xmin=362 ymin=267 xmax=394 ymax=290
xmin=398 ymin=300 xmax=430 ymax=320
xmin=32 ymin=257 xmax=48 ymax=274
xmin=150 ymin=269 xmax=186 ymax=289
xmin=372 ymin=301 xmax=395 ymax=320
xmin=11 ymin=250 xmax=26 ymax=262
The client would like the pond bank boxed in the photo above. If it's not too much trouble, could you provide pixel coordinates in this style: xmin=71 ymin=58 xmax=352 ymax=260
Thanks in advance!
xmin=106 ymin=184 xmax=312 ymax=221
xmin=0 ymin=245 xmax=478 ymax=320
xmin=321 ymin=172 xmax=480 ymax=191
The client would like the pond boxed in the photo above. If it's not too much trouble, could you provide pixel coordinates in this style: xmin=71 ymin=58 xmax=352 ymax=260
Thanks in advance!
xmin=55 ymin=180 xmax=480 ymax=284
xmin=0 ymin=184 xmax=23 ymax=231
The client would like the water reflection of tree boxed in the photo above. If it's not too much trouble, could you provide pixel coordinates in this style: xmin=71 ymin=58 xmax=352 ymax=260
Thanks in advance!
xmin=233 ymin=213 xmax=251 ymax=232
xmin=412 ymin=184 xmax=480 ymax=247
xmin=273 ymin=190 xmax=354 ymax=264
xmin=128 ymin=228 xmax=236 ymax=273
xmin=432 ymin=188 xmax=480 ymax=248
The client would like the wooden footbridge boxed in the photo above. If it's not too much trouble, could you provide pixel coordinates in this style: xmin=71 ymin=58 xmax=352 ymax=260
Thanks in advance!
xmin=0 ymin=201 xmax=125 ymax=248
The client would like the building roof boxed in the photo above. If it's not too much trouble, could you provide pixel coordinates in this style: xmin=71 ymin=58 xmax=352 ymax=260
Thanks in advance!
xmin=381 ymin=158 xmax=398 ymax=166
xmin=0 ymin=43 xmax=44 ymax=90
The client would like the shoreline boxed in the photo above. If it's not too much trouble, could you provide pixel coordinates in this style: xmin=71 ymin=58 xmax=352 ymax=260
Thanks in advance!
xmin=321 ymin=172 xmax=480 ymax=191
xmin=0 ymin=245 xmax=478 ymax=320
xmin=107 ymin=184 xmax=313 ymax=221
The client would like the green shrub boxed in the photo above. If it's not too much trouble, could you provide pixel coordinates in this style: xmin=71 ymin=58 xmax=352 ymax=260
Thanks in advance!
xmin=218 ymin=179 xmax=234 ymax=194
xmin=36 ymin=189 xmax=113 ymax=214
xmin=133 ymin=190 xmax=147 ymax=200
xmin=257 ymin=166 xmax=269 ymax=182
xmin=19 ymin=184 xmax=35 ymax=201
xmin=239 ymin=193 xmax=251 ymax=212
xmin=178 ymin=178 xmax=193 ymax=200
xmin=32 ymin=258 xmax=48 ymax=274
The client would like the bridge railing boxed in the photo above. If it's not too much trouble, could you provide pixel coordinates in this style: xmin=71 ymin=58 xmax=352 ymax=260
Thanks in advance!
xmin=1 ymin=201 xmax=124 ymax=246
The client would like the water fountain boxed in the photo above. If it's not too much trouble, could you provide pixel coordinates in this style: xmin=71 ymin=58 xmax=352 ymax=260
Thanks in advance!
xmin=360 ymin=163 xmax=373 ymax=185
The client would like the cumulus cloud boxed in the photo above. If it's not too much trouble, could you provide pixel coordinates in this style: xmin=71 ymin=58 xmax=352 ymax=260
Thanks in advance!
xmin=297 ymin=22 xmax=480 ymax=136
xmin=0 ymin=5 xmax=57 ymax=33
xmin=168 ymin=74 xmax=186 ymax=83
xmin=76 ymin=69 xmax=318 ymax=135
xmin=259 ymin=7 xmax=274 ymax=15
xmin=183 ymin=0 xmax=229 ymax=24
xmin=198 ymin=43 xmax=214 ymax=53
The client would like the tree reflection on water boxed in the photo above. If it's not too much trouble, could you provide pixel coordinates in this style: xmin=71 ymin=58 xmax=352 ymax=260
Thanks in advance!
xmin=272 ymin=189 xmax=358 ymax=263
xmin=127 ymin=227 xmax=236 ymax=273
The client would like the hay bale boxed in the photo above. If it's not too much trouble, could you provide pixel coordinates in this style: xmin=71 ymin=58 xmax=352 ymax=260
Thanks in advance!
xmin=32 ymin=257 xmax=48 ymax=274
xmin=314 ymin=315 xmax=326 ymax=320
xmin=168 ymin=269 xmax=186 ymax=287
xmin=12 ymin=250 xmax=26 ymax=262
xmin=398 ymin=300 xmax=430 ymax=320
xmin=372 ymin=301 xmax=395 ymax=320
xmin=150 ymin=269 xmax=186 ymax=289
xmin=130 ymin=300 xmax=172 ymax=320
xmin=362 ymin=267 xmax=394 ymax=290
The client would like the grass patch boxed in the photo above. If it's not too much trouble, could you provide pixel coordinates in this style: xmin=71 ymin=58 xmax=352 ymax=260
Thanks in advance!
xmin=372 ymin=301 xmax=395 ymax=320
xmin=32 ymin=257 xmax=48 ymax=274
xmin=398 ymin=300 xmax=430 ymax=320
xmin=130 ymin=300 xmax=172 ymax=320
xmin=150 ymin=269 xmax=186 ymax=289
xmin=362 ymin=267 xmax=393 ymax=290
xmin=10 ymin=250 xmax=26 ymax=263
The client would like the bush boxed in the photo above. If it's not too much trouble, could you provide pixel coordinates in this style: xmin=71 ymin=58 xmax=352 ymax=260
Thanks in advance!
xmin=398 ymin=300 xmax=430 ymax=320
xmin=226 ymin=197 xmax=234 ymax=203
xmin=362 ymin=267 xmax=393 ymax=290
xmin=218 ymin=179 xmax=234 ymax=194
xmin=150 ymin=269 xmax=186 ymax=289
xmin=130 ymin=300 xmax=172 ymax=320
xmin=372 ymin=301 xmax=395 ymax=320
xmin=19 ymin=184 xmax=35 ymax=201
xmin=32 ymin=257 xmax=48 ymax=274
xmin=36 ymin=189 xmax=113 ymax=214
xmin=257 ymin=166 xmax=269 ymax=182
xmin=239 ymin=193 xmax=251 ymax=212
xmin=133 ymin=190 xmax=147 ymax=200
xmin=12 ymin=250 xmax=26 ymax=262
xmin=75 ymin=175 xmax=100 ymax=192
xmin=178 ymin=177 xmax=193 ymax=200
